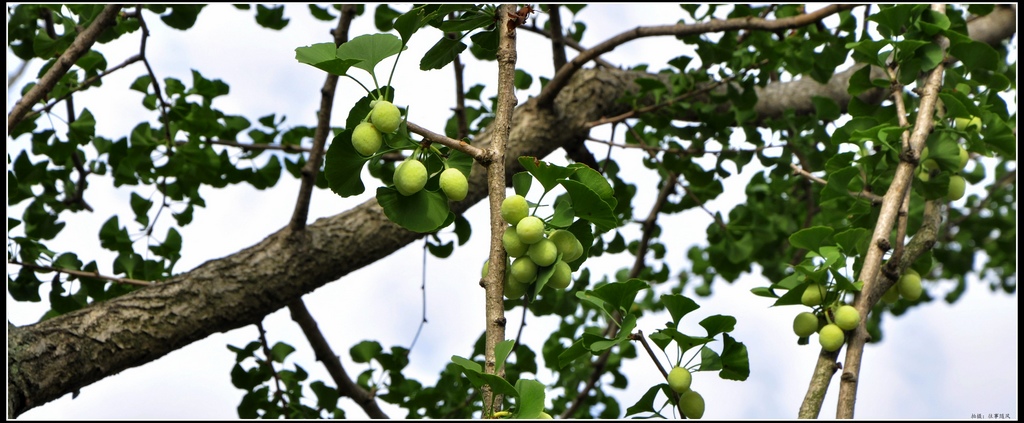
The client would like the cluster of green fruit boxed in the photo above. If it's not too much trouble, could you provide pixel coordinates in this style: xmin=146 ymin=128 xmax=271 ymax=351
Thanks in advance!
xmin=483 ymin=194 xmax=585 ymax=300
xmin=392 ymin=157 xmax=469 ymax=201
xmin=351 ymin=99 xmax=403 ymax=156
xmin=792 ymin=284 xmax=861 ymax=352
xmin=667 ymin=367 xmax=704 ymax=419
xmin=917 ymin=144 xmax=970 ymax=201
xmin=881 ymin=268 xmax=923 ymax=304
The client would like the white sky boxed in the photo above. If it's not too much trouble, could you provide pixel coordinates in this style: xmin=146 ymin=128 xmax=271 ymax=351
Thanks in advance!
xmin=7 ymin=4 xmax=1018 ymax=420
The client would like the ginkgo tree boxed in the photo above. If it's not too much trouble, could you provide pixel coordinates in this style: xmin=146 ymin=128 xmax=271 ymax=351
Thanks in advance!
xmin=6 ymin=3 xmax=1016 ymax=420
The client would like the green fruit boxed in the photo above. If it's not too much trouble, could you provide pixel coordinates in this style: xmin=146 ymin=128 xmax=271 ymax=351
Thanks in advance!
xmin=528 ymin=239 xmax=558 ymax=267
xmin=833 ymin=305 xmax=861 ymax=331
xmin=504 ymin=275 xmax=528 ymax=300
xmin=667 ymin=366 xmax=692 ymax=394
xmin=501 ymin=195 xmax=530 ymax=226
xmin=793 ymin=312 xmax=818 ymax=337
xmin=351 ymin=122 xmax=382 ymax=156
xmin=481 ymin=259 xmax=489 ymax=278
xmin=957 ymin=145 xmax=969 ymax=169
xmin=537 ymin=411 xmax=553 ymax=419
xmin=679 ymin=390 xmax=705 ymax=419
xmin=439 ymin=168 xmax=468 ymax=201
xmin=502 ymin=226 xmax=529 ymax=257
xmin=818 ymin=323 xmax=845 ymax=352
xmin=547 ymin=260 xmax=572 ymax=290
xmin=566 ymin=238 xmax=584 ymax=262
xmin=370 ymin=100 xmax=402 ymax=134
xmin=516 ymin=216 xmax=545 ymax=244
xmin=947 ymin=174 xmax=966 ymax=201
xmin=510 ymin=257 xmax=538 ymax=284
xmin=394 ymin=159 xmax=427 ymax=196
xmin=548 ymin=229 xmax=578 ymax=257
xmin=881 ymin=285 xmax=900 ymax=304
xmin=898 ymin=270 xmax=923 ymax=301
xmin=955 ymin=115 xmax=982 ymax=132
xmin=801 ymin=284 xmax=826 ymax=307
xmin=918 ymin=158 xmax=939 ymax=182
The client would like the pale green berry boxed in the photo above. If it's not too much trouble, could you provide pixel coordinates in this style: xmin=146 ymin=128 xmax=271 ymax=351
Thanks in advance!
xmin=548 ymin=230 xmax=581 ymax=260
xmin=947 ymin=174 xmax=966 ymax=201
xmin=667 ymin=366 xmax=692 ymax=394
xmin=370 ymin=100 xmax=402 ymax=134
xmin=439 ymin=168 xmax=468 ymax=201
xmin=516 ymin=216 xmax=545 ymax=245
xmin=502 ymin=226 xmax=529 ymax=257
xmin=957 ymin=145 xmax=969 ymax=169
xmin=898 ymin=270 xmax=923 ymax=301
xmin=510 ymin=257 xmax=538 ymax=284
xmin=793 ymin=312 xmax=818 ymax=337
xmin=528 ymin=238 xmax=558 ymax=267
xmin=801 ymin=284 xmax=826 ymax=307
xmin=679 ymin=390 xmax=705 ymax=419
xmin=504 ymin=275 xmax=528 ymax=300
xmin=394 ymin=159 xmax=427 ymax=196
xmin=351 ymin=122 xmax=382 ymax=156
xmin=501 ymin=195 xmax=529 ymax=226
xmin=833 ymin=305 xmax=861 ymax=331
xmin=547 ymin=260 xmax=572 ymax=290
xmin=819 ymin=323 xmax=845 ymax=352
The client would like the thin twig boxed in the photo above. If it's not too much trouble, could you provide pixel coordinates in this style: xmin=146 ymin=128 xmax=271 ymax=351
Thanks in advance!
xmin=255 ymin=321 xmax=289 ymax=414
xmin=10 ymin=260 xmax=154 ymax=287
xmin=788 ymin=163 xmax=884 ymax=205
xmin=632 ymin=331 xmax=686 ymax=418
xmin=518 ymin=24 xmax=616 ymax=69
xmin=546 ymin=4 xmax=568 ymax=72
xmin=287 ymin=300 xmax=389 ymax=419
xmin=24 ymin=54 xmax=144 ymax=122
xmin=406 ymin=121 xmax=488 ymax=162
xmin=288 ymin=5 xmax=357 ymax=232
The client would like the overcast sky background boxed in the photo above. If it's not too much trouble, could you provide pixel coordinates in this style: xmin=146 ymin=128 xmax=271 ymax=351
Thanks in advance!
xmin=7 ymin=4 xmax=1017 ymax=420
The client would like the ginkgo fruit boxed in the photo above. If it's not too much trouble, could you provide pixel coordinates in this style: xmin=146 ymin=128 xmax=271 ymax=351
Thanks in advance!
xmin=833 ymin=305 xmax=861 ymax=331
xmin=528 ymin=238 xmax=558 ymax=267
xmin=351 ymin=122 xmax=382 ymax=156
xmin=394 ymin=159 xmax=428 ymax=196
xmin=516 ymin=216 xmax=545 ymax=245
xmin=898 ymin=269 xmax=923 ymax=301
xmin=679 ymin=390 xmax=705 ymax=419
xmin=547 ymin=260 xmax=572 ymax=290
xmin=369 ymin=100 xmax=402 ymax=134
xmin=439 ymin=168 xmax=468 ymax=201
xmin=793 ymin=312 xmax=818 ymax=337
xmin=801 ymin=284 xmax=826 ymax=307
xmin=502 ymin=226 xmax=529 ymax=257
xmin=510 ymin=257 xmax=538 ymax=284
xmin=501 ymin=195 xmax=530 ymax=226
xmin=947 ymin=174 xmax=966 ymax=201
xmin=667 ymin=366 xmax=692 ymax=393
xmin=819 ymin=323 xmax=845 ymax=352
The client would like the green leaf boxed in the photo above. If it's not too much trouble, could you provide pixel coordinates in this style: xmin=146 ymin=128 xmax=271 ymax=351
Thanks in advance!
xmin=337 ymin=33 xmax=405 ymax=76
xmin=624 ymin=384 xmax=663 ymax=417
xmin=419 ymin=36 xmax=467 ymax=71
xmin=590 ymin=279 xmax=649 ymax=314
xmin=834 ymin=227 xmax=871 ymax=256
xmin=719 ymin=333 xmax=749 ymax=381
xmin=699 ymin=315 xmax=736 ymax=338
xmin=949 ymin=41 xmax=999 ymax=75
xmin=324 ymin=129 xmax=368 ymax=197
xmin=750 ymin=286 xmax=778 ymax=298
xmin=269 ymin=342 xmax=295 ymax=363
xmin=699 ymin=346 xmax=724 ymax=371
xmin=350 ymin=340 xmax=383 ymax=363
xmin=376 ymin=187 xmax=452 ymax=233
xmin=495 ymin=339 xmax=515 ymax=374
xmin=567 ymin=164 xmax=615 ymax=207
xmin=512 ymin=172 xmax=533 ymax=197
xmin=514 ymin=69 xmax=533 ymax=90
xmin=557 ymin=338 xmax=590 ymax=368
xmin=394 ymin=7 xmax=428 ymax=44
xmin=308 ymin=4 xmax=336 ymax=21
xmin=309 ymin=381 xmax=339 ymax=411
xmin=788 ymin=226 xmax=835 ymax=254
xmin=518 ymin=156 xmax=574 ymax=192
xmin=255 ymin=4 xmax=289 ymax=30
xmin=157 ymin=5 xmax=205 ymax=30
xmin=513 ymin=379 xmax=546 ymax=419
xmin=661 ymin=294 xmax=700 ymax=326
xmin=450 ymin=355 xmax=482 ymax=373
xmin=129 ymin=192 xmax=153 ymax=227
xmin=295 ymin=42 xmax=361 ymax=76
xmin=558 ymin=179 xmax=618 ymax=232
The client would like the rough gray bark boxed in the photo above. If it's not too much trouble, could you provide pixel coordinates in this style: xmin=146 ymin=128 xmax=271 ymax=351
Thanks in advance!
xmin=7 ymin=6 xmax=1016 ymax=418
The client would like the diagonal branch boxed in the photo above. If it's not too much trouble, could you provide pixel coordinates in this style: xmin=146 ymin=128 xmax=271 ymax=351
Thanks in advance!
xmin=535 ymin=4 xmax=861 ymax=109
xmin=7 ymin=4 xmax=123 ymax=133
